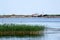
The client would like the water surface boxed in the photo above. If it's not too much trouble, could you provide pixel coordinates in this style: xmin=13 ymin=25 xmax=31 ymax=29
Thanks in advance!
xmin=0 ymin=17 xmax=60 ymax=40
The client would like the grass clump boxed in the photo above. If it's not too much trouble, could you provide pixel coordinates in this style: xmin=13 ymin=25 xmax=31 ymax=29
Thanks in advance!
xmin=0 ymin=24 xmax=45 ymax=36
xmin=0 ymin=24 xmax=45 ymax=31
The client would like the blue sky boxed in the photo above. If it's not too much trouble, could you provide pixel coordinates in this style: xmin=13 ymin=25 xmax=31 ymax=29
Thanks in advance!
xmin=0 ymin=0 xmax=60 ymax=15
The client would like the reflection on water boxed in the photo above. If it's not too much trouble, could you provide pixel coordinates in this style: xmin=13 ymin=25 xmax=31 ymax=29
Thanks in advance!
xmin=0 ymin=30 xmax=60 ymax=40
xmin=0 ymin=18 xmax=60 ymax=40
xmin=44 ymin=33 xmax=60 ymax=40
xmin=0 ymin=35 xmax=44 ymax=40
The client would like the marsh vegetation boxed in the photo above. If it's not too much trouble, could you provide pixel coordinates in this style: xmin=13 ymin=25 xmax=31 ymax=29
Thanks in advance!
xmin=0 ymin=24 xmax=45 ymax=36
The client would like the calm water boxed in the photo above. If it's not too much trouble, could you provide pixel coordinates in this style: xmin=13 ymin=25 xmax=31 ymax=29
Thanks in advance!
xmin=0 ymin=17 xmax=60 ymax=40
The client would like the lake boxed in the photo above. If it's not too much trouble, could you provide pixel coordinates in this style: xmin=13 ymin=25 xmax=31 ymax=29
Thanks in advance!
xmin=0 ymin=17 xmax=60 ymax=40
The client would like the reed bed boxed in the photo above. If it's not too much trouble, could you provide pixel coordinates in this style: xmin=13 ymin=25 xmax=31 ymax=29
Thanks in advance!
xmin=0 ymin=24 xmax=45 ymax=36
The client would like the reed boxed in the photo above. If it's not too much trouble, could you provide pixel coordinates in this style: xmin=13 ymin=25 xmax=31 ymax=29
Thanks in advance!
xmin=0 ymin=24 xmax=45 ymax=36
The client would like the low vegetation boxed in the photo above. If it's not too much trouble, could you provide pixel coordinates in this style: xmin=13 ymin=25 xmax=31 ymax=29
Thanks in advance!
xmin=0 ymin=24 xmax=45 ymax=36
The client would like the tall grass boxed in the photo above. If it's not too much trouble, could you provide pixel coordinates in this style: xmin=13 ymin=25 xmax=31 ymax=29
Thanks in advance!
xmin=0 ymin=24 xmax=45 ymax=36
xmin=0 ymin=24 xmax=45 ymax=31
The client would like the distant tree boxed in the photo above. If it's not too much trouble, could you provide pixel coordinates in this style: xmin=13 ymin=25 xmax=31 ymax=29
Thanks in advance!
xmin=43 ymin=14 xmax=48 ymax=16
xmin=12 ymin=14 xmax=15 ymax=16
xmin=37 ymin=14 xmax=43 ymax=17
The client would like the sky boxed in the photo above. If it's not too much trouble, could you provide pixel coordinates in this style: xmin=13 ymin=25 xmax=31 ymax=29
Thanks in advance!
xmin=0 ymin=0 xmax=60 ymax=15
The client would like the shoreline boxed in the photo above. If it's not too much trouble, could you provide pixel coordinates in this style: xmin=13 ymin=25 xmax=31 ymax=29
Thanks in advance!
xmin=0 ymin=16 xmax=60 ymax=18
xmin=0 ymin=15 xmax=60 ymax=18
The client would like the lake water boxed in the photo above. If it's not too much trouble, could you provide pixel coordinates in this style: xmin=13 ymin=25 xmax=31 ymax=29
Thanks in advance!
xmin=0 ymin=17 xmax=60 ymax=40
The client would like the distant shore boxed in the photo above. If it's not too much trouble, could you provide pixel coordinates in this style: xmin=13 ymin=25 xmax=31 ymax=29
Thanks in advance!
xmin=0 ymin=14 xmax=60 ymax=18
